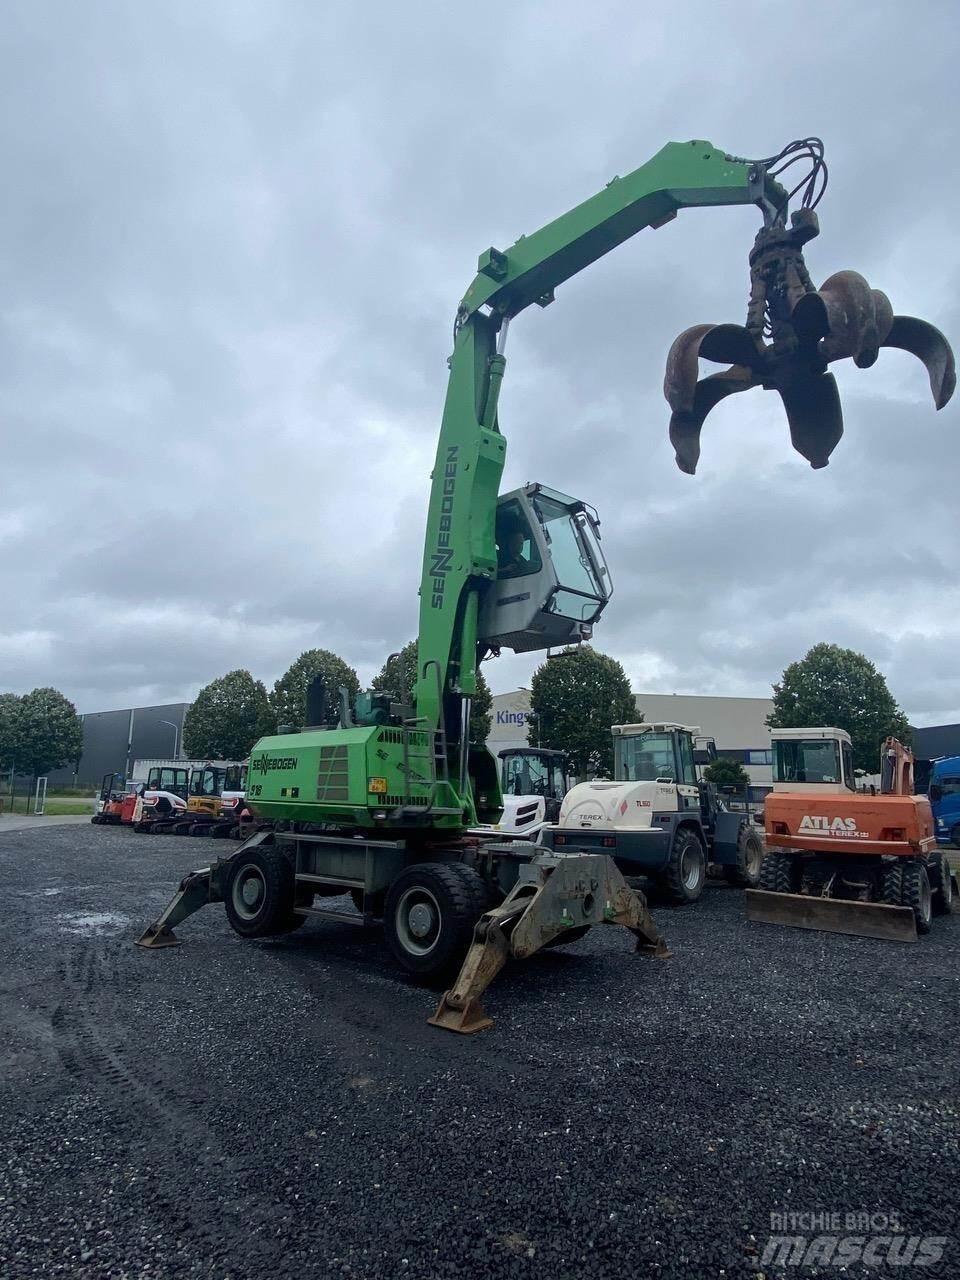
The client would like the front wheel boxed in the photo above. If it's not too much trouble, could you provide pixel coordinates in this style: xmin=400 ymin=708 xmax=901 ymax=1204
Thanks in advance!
xmin=724 ymin=828 xmax=764 ymax=889
xmin=758 ymin=851 xmax=801 ymax=894
xmin=901 ymin=859 xmax=932 ymax=935
xmin=224 ymin=846 xmax=305 ymax=938
xmin=655 ymin=828 xmax=707 ymax=905
xmin=383 ymin=862 xmax=486 ymax=979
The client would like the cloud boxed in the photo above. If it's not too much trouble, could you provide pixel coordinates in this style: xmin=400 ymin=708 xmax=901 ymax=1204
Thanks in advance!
xmin=1 ymin=0 xmax=957 ymax=727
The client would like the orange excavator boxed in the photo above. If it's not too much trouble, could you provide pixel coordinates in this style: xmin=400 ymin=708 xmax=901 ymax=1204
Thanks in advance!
xmin=747 ymin=728 xmax=956 ymax=942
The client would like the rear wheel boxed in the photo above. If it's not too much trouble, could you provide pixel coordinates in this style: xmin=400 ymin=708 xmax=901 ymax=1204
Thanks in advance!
xmin=952 ymin=824 xmax=960 ymax=850
xmin=901 ymin=859 xmax=932 ymax=935
xmin=656 ymin=828 xmax=707 ymax=905
xmin=927 ymin=851 xmax=954 ymax=916
xmin=224 ymin=846 xmax=305 ymax=938
xmin=724 ymin=827 xmax=764 ymax=888
xmin=758 ymin=851 xmax=801 ymax=894
xmin=384 ymin=862 xmax=486 ymax=979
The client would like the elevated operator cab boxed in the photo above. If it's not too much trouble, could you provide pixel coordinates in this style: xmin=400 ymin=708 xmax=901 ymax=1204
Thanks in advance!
xmin=478 ymin=484 xmax=611 ymax=652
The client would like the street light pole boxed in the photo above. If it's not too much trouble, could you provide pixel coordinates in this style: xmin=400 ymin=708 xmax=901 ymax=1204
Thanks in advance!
xmin=159 ymin=720 xmax=179 ymax=760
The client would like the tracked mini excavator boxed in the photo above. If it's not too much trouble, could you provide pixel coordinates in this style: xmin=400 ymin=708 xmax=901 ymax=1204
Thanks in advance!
xmin=138 ymin=138 xmax=954 ymax=1031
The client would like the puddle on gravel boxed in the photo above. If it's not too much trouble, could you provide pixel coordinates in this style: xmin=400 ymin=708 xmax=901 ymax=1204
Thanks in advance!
xmin=55 ymin=911 xmax=131 ymax=935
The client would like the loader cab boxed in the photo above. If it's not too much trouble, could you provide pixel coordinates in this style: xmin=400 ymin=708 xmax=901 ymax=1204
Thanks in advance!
xmin=478 ymin=484 xmax=612 ymax=653
xmin=499 ymin=747 xmax=570 ymax=821
xmin=612 ymin=723 xmax=699 ymax=787
xmin=770 ymin=727 xmax=855 ymax=794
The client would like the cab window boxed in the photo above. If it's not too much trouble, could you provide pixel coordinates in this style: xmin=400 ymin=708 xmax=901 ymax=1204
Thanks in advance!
xmin=495 ymin=500 xmax=542 ymax=581
xmin=677 ymin=734 xmax=697 ymax=786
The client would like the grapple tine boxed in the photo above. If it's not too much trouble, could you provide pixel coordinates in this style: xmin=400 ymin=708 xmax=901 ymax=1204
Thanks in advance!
xmin=664 ymin=323 xmax=717 ymax=413
xmin=881 ymin=315 xmax=957 ymax=409
xmin=815 ymin=270 xmax=885 ymax=367
xmin=669 ymin=365 xmax=756 ymax=474
xmin=776 ymin=371 xmax=843 ymax=469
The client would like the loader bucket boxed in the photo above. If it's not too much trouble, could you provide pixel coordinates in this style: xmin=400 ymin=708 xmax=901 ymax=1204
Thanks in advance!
xmin=745 ymin=889 xmax=918 ymax=943
xmin=665 ymin=215 xmax=955 ymax=473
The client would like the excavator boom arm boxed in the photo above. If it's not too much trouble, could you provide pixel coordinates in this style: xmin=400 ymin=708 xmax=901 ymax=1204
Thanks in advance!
xmin=414 ymin=142 xmax=775 ymax=814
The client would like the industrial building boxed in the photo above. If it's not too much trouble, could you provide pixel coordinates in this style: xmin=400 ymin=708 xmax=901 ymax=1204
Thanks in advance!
xmin=487 ymin=689 xmax=776 ymax=786
xmin=48 ymin=702 xmax=189 ymax=787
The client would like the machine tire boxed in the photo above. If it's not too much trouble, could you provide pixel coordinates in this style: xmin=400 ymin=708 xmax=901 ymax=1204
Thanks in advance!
xmin=901 ymin=859 xmax=933 ymax=935
xmin=951 ymin=824 xmax=960 ymax=850
xmin=758 ymin=851 xmax=800 ymax=894
xmin=724 ymin=827 xmax=764 ymax=888
xmin=656 ymin=828 xmax=707 ymax=905
xmin=384 ymin=862 xmax=485 ymax=979
xmin=880 ymin=860 xmax=904 ymax=907
xmin=927 ymin=851 xmax=954 ymax=916
xmin=224 ymin=845 xmax=302 ymax=938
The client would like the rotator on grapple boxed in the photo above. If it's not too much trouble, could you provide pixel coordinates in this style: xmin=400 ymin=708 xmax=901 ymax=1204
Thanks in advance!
xmin=138 ymin=138 xmax=954 ymax=1032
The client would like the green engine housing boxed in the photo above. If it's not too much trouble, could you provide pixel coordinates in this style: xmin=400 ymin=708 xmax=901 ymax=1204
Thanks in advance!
xmin=247 ymin=726 xmax=447 ymax=829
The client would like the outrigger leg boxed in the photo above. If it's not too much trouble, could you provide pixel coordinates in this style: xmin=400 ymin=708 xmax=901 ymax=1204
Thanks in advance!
xmin=429 ymin=853 xmax=670 ymax=1034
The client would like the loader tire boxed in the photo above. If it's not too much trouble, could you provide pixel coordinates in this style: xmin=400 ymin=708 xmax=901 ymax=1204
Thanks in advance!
xmin=927 ymin=851 xmax=954 ymax=916
xmin=901 ymin=859 xmax=932 ymax=935
xmin=758 ymin=851 xmax=800 ymax=894
xmin=655 ymin=828 xmax=706 ymax=905
xmin=880 ymin=860 xmax=904 ymax=907
xmin=384 ymin=862 xmax=485 ymax=980
xmin=224 ymin=846 xmax=304 ymax=938
xmin=724 ymin=827 xmax=764 ymax=888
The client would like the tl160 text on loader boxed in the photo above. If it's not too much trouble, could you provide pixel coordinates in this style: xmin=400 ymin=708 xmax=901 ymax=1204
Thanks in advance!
xmin=138 ymin=137 xmax=954 ymax=1031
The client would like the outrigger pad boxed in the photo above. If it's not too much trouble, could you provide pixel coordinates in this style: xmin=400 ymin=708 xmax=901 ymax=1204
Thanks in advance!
xmin=664 ymin=218 xmax=955 ymax=473
xmin=135 ymin=923 xmax=182 ymax=949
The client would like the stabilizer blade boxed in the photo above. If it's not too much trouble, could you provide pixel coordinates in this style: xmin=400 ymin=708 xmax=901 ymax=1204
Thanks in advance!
xmin=745 ymin=889 xmax=918 ymax=943
xmin=882 ymin=315 xmax=957 ymax=409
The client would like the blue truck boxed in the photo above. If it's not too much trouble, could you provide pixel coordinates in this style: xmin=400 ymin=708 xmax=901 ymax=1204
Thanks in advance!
xmin=929 ymin=756 xmax=960 ymax=847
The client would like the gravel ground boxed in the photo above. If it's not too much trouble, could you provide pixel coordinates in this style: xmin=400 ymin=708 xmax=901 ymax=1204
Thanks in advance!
xmin=1 ymin=825 xmax=958 ymax=1280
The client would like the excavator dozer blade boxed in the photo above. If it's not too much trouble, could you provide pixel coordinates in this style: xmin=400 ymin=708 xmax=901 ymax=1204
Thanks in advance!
xmin=430 ymin=853 xmax=669 ymax=1035
xmin=745 ymin=889 xmax=918 ymax=943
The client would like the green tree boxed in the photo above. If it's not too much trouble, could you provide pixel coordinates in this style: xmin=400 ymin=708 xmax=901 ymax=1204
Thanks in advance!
xmin=529 ymin=645 xmax=636 ymax=779
xmin=12 ymin=687 xmax=83 ymax=778
xmin=183 ymin=670 xmax=275 ymax=759
xmin=704 ymin=756 xmax=750 ymax=791
xmin=767 ymin=642 xmax=911 ymax=772
xmin=269 ymin=648 xmax=360 ymax=732
xmin=0 ymin=693 xmax=22 ymax=769
xmin=372 ymin=639 xmax=493 ymax=742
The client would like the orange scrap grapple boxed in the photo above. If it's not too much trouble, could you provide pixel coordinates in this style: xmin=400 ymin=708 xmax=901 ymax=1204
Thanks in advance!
xmin=747 ymin=730 xmax=955 ymax=942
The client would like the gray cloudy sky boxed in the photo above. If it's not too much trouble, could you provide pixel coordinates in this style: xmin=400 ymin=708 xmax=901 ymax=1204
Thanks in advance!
xmin=2 ymin=1 xmax=958 ymax=724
